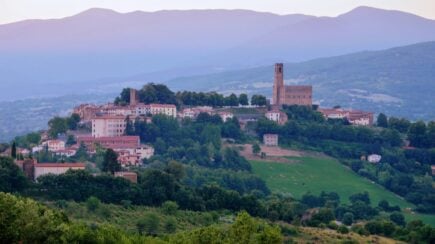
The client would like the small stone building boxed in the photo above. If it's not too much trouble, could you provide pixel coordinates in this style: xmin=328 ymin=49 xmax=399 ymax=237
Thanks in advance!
xmin=263 ymin=134 xmax=279 ymax=146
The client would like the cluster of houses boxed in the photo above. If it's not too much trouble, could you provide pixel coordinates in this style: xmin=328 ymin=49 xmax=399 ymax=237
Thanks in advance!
xmin=7 ymin=63 xmax=381 ymax=182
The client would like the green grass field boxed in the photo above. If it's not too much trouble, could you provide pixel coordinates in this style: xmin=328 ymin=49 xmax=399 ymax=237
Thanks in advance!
xmin=251 ymin=156 xmax=435 ymax=226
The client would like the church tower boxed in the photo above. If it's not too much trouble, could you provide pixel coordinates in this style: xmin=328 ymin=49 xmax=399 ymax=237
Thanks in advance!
xmin=272 ymin=63 xmax=284 ymax=105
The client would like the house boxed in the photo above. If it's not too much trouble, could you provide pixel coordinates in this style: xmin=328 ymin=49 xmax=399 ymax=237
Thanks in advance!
xmin=318 ymin=108 xmax=374 ymax=126
xmin=43 ymin=140 xmax=66 ymax=152
xmin=54 ymin=149 xmax=77 ymax=157
xmin=179 ymin=106 xmax=213 ymax=119
xmin=115 ymin=171 xmax=138 ymax=183
xmin=263 ymin=134 xmax=279 ymax=146
xmin=368 ymin=154 xmax=382 ymax=163
xmin=218 ymin=111 xmax=234 ymax=122
xmin=265 ymin=110 xmax=288 ymax=125
xmin=34 ymin=162 xmax=86 ymax=181
xmin=115 ymin=145 xmax=154 ymax=166
xmin=148 ymin=104 xmax=177 ymax=118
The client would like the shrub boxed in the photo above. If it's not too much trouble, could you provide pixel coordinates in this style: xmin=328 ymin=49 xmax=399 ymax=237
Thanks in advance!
xmin=161 ymin=201 xmax=179 ymax=215
xmin=86 ymin=196 xmax=101 ymax=212
xmin=337 ymin=225 xmax=349 ymax=234
xmin=164 ymin=217 xmax=177 ymax=233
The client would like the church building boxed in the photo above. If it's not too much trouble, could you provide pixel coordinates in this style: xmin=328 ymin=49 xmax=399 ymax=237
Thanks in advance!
xmin=272 ymin=63 xmax=312 ymax=106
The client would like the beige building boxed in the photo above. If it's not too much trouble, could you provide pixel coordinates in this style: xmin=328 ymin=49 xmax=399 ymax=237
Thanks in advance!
xmin=263 ymin=134 xmax=279 ymax=146
xmin=34 ymin=163 xmax=85 ymax=181
xmin=148 ymin=104 xmax=177 ymax=118
xmin=43 ymin=140 xmax=66 ymax=152
xmin=92 ymin=115 xmax=127 ymax=138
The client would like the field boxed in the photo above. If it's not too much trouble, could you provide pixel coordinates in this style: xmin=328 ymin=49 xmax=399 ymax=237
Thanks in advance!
xmin=250 ymin=156 xmax=435 ymax=226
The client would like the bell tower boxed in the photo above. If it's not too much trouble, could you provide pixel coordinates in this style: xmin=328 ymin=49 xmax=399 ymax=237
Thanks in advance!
xmin=272 ymin=63 xmax=284 ymax=105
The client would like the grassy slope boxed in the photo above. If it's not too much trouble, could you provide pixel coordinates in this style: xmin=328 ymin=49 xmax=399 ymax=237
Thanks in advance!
xmin=251 ymin=156 xmax=435 ymax=226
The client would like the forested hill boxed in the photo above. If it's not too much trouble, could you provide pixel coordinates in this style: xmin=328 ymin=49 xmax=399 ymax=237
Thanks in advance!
xmin=166 ymin=41 xmax=435 ymax=121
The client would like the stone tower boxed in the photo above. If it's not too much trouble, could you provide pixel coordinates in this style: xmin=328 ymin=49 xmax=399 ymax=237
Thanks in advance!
xmin=272 ymin=63 xmax=284 ymax=105
xmin=130 ymin=88 xmax=138 ymax=106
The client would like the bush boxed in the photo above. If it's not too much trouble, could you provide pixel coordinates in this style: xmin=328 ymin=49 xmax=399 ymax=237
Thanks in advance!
xmin=161 ymin=201 xmax=179 ymax=215
xmin=342 ymin=212 xmax=354 ymax=226
xmin=164 ymin=217 xmax=177 ymax=233
xmin=121 ymin=200 xmax=132 ymax=209
xmin=136 ymin=213 xmax=160 ymax=236
xmin=337 ymin=225 xmax=349 ymax=234
xmin=86 ymin=196 xmax=101 ymax=212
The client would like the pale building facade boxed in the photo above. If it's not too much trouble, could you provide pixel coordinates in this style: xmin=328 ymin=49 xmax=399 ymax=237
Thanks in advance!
xmin=92 ymin=115 xmax=127 ymax=137
xmin=263 ymin=134 xmax=279 ymax=146
xmin=34 ymin=163 xmax=85 ymax=181
xmin=265 ymin=110 xmax=288 ymax=125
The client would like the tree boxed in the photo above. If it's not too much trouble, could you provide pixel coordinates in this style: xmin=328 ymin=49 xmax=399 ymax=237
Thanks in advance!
xmin=136 ymin=213 xmax=160 ymax=236
xmin=251 ymin=95 xmax=267 ymax=106
xmin=48 ymin=117 xmax=68 ymax=138
xmin=86 ymin=196 xmax=101 ymax=212
xmin=114 ymin=87 xmax=131 ymax=105
xmin=66 ymin=135 xmax=76 ymax=146
xmin=252 ymin=143 xmax=261 ymax=155
xmin=342 ymin=212 xmax=354 ymax=226
xmin=11 ymin=142 xmax=16 ymax=159
xmin=125 ymin=116 xmax=135 ymax=135
xmin=349 ymin=192 xmax=370 ymax=205
xmin=0 ymin=157 xmax=28 ymax=193
xmin=164 ymin=217 xmax=177 ymax=233
xmin=377 ymin=113 xmax=388 ymax=128
xmin=225 ymin=93 xmax=239 ymax=107
xmin=239 ymin=93 xmax=249 ymax=106
xmin=66 ymin=113 xmax=81 ymax=130
xmin=102 ymin=149 xmax=120 ymax=174
xmin=390 ymin=212 xmax=405 ymax=226
xmin=161 ymin=201 xmax=179 ymax=215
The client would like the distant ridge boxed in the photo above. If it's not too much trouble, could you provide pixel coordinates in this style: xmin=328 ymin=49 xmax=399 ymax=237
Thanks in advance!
xmin=165 ymin=41 xmax=435 ymax=120
xmin=0 ymin=6 xmax=435 ymax=102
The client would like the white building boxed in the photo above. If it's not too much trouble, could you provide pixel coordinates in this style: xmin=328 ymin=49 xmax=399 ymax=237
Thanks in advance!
xmin=368 ymin=154 xmax=382 ymax=163
xmin=148 ymin=104 xmax=177 ymax=118
xmin=34 ymin=163 xmax=85 ymax=181
xmin=263 ymin=134 xmax=279 ymax=146
xmin=43 ymin=140 xmax=66 ymax=152
xmin=218 ymin=112 xmax=234 ymax=122
xmin=265 ymin=110 xmax=288 ymax=125
xmin=92 ymin=115 xmax=127 ymax=138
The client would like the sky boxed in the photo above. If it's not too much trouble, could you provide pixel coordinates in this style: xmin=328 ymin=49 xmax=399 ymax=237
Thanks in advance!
xmin=1 ymin=0 xmax=434 ymax=24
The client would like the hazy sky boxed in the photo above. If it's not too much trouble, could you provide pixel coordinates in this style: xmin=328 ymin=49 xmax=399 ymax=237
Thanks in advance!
xmin=1 ymin=0 xmax=434 ymax=24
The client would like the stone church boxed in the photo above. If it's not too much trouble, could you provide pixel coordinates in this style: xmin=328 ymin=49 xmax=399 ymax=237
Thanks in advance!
xmin=272 ymin=63 xmax=312 ymax=106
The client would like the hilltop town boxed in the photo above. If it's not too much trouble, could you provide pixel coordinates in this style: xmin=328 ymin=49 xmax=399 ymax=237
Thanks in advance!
xmin=1 ymin=63 xmax=434 ymax=243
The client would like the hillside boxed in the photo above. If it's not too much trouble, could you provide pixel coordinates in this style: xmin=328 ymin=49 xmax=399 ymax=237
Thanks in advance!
xmin=166 ymin=41 xmax=435 ymax=120
xmin=1 ymin=6 xmax=435 ymax=101
xmin=250 ymin=157 xmax=435 ymax=226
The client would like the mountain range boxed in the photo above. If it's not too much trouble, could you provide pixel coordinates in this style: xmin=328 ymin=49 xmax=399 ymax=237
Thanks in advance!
xmin=1 ymin=6 xmax=435 ymax=101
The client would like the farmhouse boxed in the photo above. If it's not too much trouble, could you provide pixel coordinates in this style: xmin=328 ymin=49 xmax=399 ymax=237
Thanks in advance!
xmin=265 ymin=110 xmax=288 ymax=125
xmin=263 ymin=134 xmax=279 ymax=146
